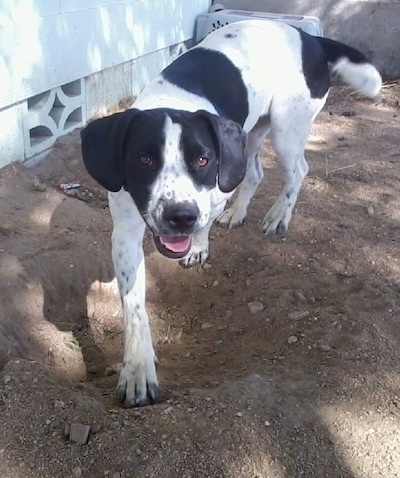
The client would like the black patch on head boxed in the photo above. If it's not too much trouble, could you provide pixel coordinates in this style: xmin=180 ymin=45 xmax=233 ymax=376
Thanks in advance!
xmin=161 ymin=48 xmax=249 ymax=126
xmin=81 ymin=108 xmax=246 ymax=218
xmin=224 ymin=33 xmax=236 ymax=39
xmin=298 ymin=29 xmax=331 ymax=99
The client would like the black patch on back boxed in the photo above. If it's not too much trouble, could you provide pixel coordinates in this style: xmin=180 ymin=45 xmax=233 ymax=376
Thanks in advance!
xmin=298 ymin=29 xmax=331 ymax=99
xmin=162 ymin=48 xmax=248 ymax=126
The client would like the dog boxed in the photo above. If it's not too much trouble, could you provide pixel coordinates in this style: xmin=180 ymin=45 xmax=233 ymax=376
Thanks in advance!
xmin=81 ymin=20 xmax=381 ymax=407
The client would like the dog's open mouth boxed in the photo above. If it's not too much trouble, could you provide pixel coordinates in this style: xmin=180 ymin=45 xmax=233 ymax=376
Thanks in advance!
xmin=153 ymin=234 xmax=192 ymax=259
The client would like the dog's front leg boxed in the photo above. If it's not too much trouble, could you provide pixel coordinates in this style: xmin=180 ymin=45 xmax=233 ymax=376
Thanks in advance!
xmin=109 ymin=191 xmax=159 ymax=407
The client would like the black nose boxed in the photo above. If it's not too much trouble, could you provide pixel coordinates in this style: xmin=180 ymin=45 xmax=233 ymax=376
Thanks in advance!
xmin=163 ymin=203 xmax=199 ymax=233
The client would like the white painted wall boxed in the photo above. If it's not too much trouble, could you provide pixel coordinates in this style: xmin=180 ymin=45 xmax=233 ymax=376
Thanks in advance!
xmin=0 ymin=0 xmax=211 ymax=167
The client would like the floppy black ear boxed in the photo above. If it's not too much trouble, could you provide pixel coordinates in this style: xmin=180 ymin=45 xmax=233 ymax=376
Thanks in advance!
xmin=80 ymin=109 xmax=140 ymax=192
xmin=196 ymin=111 xmax=247 ymax=193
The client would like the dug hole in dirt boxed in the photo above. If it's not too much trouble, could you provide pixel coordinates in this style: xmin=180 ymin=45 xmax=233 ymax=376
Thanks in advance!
xmin=0 ymin=84 xmax=400 ymax=478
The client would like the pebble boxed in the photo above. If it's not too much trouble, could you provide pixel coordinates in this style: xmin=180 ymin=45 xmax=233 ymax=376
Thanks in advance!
xmin=69 ymin=423 xmax=91 ymax=445
xmin=72 ymin=466 xmax=83 ymax=478
xmin=32 ymin=178 xmax=47 ymax=192
xmin=367 ymin=206 xmax=375 ymax=215
xmin=247 ymin=301 xmax=264 ymax=314
xmin=318 ymin=343 xmax=331 ymax=352
xmin=288 ymin=310 xmax=310 ymax=321
xmin=201 ymin=322 xmax=212 ymax=330
xmin=235 ymin=412 xmax=243 ymax=417
xmin=112 ymin=473 xmax=121 ymax=478
xmin=104 ymin=367 xmax=115 ymax=377
xmin=287 ymin=335 xmax=298 ymax=344
xmin=162 ymin=406 xmax=174 ymax=415
xmin=212 ymin=280 xmax=219 ymax=287
xmin=264 ymin=420 xmax=271 ymax=427
xmin=202 ymin=263 xmax=212 ymax=270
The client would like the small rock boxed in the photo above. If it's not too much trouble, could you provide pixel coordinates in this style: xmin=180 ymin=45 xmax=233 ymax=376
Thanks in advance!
xmin=91 ymin=423 xmax=101 ymax=434
xmin=69 ymin=423 xmax=91 ymax=445
xmin=112 ymin=473 xmax=121 ymax=478
xmin=212 ymin=280 xmax=219 ymax=287
xmin=87 ymin=366 xmax=97 ymax=374
xmin=162 ymin=406 xmax=174 ymax=415
xmin=247 ymin=301 xmax=264 ymax=314
xmin=264 ymin=420 xmax=271 ymax=427
xmin=288 ymin=310 xmax=310 ymax=321
xmin=112 ymin=363 xmax=122 ymax=374
xmin=54 ymin=400 xmax=65 ymax=409
xmin=202 ymin=263 xmax=212 ymax=270
xmin=235 ymin=412 xmax=243 ymax=417
xmin=318 ymin=343 xmax=331 ymax=352
xmin=201 ymin=322 xmax=212 ymax=330
xmin=367 ymin=206 xmax=375 ymax=215
xmin=287 ymin=335 xmax=298 ymax=345
xmin=245 ymin=279 xmax=251 ymax=287
xmin=104 ymin=367 xmax=115 ymax=377
xmin=342 ymin=111 xmax=356 ymax=117
xmin=3 ymin=375 xmax=11 ymax=384
xmin=32 ymin=177 xmax=47 ymax=192
xmin=72 ymin=466 xmax=83 ymax=478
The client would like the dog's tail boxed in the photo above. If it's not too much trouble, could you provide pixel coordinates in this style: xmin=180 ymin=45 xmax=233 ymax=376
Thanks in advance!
xmin=318 ymin=37 xmax=382 ymax=97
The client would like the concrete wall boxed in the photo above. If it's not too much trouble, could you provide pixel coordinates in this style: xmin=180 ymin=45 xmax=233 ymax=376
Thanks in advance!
xmin=0 ymin=0 xmax=211 ymax=168
xmin=217 ymin=0 xmax=400 ymax=80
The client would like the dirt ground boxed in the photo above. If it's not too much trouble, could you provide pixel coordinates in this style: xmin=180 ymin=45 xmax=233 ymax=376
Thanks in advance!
xmin=0 ymin=84 xmax=400 ymax=478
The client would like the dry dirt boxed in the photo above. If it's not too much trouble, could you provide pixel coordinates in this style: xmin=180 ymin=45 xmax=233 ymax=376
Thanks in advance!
xmin=0 ymin=84 xmax=400 ymax=478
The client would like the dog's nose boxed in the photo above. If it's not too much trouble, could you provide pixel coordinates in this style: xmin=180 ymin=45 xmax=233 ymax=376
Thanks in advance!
xmin=163 ymin=203 xmax=199 ymax=233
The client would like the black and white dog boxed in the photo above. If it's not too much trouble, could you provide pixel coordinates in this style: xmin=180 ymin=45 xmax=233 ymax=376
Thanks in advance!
xmin=81 ymin=20 xmax=381 ymax=407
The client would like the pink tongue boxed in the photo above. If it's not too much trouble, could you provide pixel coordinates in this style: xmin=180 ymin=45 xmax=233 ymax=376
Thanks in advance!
xmin=159 ymin=235 xmax=191 ymax=253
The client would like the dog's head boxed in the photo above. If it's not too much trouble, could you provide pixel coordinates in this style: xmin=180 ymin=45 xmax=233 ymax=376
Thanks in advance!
xmin=81 ymin=108 xmax=247 ymax=259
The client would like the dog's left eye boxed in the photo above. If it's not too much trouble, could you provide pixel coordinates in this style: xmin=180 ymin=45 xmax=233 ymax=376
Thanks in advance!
xmin=196 ymin=157 xmax=209 ymax=168
xmin=138 ymin=156 xmax=152 ymax=166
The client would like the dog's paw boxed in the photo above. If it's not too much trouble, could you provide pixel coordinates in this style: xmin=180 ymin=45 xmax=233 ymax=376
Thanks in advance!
xmin=179 ymin=246 xmax=209 ymax=268
xmin=216 ymin=206 xmax=247 ymax=228
xmin=261 ymin=201 xmax=291 ymax=236
xmin=116 ymin=351 xmax=159 ymax=407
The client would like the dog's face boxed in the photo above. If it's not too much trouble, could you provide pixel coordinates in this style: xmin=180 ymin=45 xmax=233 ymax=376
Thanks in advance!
xmin=81 ymin=108 xmax=247 ymax=259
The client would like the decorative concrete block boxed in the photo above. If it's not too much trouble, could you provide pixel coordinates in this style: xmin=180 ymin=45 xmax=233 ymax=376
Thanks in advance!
xmin=23 ymin=79 xmax=85 ymax=160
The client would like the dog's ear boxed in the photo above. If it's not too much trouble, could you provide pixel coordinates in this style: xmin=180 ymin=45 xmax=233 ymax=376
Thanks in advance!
xmin=197 ymin=111 xmax=247 ymax=193
xmin=80 ymin=109 xmax=140 ymax=192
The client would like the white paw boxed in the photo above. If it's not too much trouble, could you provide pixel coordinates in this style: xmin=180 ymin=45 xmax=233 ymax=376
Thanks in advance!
xmin=261 ymin=200 xmax=291 ymax=236
xmin=116 ymin=346 xmax=159 ymax=407
xmin=217 ymin=206 xmax=246 ymax=228
xmin=180 ymin=242 xmax=209 ymax=268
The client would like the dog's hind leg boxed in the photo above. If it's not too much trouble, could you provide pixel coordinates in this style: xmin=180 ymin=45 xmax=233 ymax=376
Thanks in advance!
xmin=109 ymin=189 xmax=159 ymax=407
xmin=217 ymin=116 xmax=270 ymax=228
xmin=261 ymin=93 xmax=327 ymax=236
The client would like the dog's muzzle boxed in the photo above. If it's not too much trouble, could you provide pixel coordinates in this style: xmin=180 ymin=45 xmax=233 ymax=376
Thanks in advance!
xmin=152 ymin=202 xmax=199 ymax=259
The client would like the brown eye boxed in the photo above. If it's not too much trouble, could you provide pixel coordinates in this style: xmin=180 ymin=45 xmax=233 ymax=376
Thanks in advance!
xmin=196 ymin=157 xmax=209 ymax=168
xmin=138 ymin=156 xmax=152 ymax=166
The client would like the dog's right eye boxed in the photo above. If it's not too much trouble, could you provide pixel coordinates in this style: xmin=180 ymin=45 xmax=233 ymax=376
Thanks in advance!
xmin=138 ymin=156 xmax=152 ymax=166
